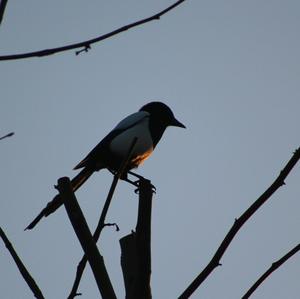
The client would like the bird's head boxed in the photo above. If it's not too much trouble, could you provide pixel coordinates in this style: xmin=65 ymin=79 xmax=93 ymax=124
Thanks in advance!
xmin=139 ymin=101 xmax=186 ymax=129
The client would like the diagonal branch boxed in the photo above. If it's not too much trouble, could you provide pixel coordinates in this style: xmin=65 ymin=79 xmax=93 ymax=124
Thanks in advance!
xmin=242 ymin=243 xmax=300 ymax=299
xmin=0 ymin=132 xmax=14 ymax=141
xmin=0 ymin=227 xmax=45 ymax=299
xmin=57 ymin=177 xmax=117 ymax=299
xmin=178 ymin=148 xmax=300 ymax=299
xmin=0 ymin=0 xmax=187 ymax=61
xmin=68 ymin=137 xmax=138 ymax=299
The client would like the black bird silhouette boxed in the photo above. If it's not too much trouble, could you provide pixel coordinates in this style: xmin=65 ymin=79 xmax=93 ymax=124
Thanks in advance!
xmin=25 ymin=101 xmax=185 ymax=230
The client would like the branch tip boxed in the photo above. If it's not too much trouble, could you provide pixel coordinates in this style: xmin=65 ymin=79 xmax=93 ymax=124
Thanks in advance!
xmin=0 ymin=132 xmax=15 ymax=140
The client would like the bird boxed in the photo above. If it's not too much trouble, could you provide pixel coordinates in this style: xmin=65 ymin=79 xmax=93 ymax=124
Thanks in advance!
xmin=25 ymin=101 xmax=185 ymax=230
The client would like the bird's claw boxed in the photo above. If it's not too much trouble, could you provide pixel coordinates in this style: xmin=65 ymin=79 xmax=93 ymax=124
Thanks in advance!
xmin=133 ymin=180 xmax=156 ymax=194
xmin=109 ymin=169 xmax=156 ymax=194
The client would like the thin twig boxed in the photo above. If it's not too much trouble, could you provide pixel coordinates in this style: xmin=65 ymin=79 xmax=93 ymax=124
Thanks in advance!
xmin=0 ymin=132 xmax=14 ymax=141
xmin=58 ymin=177 xmax=117 ymax=299
xmin=68 ymin=138 xmax=138 ymax=299
xmin=0 ymin=227 xmax=45 ymax=299
xmin=0 ymin=0 xmax=187 ymax=61
xmin=242 ymin=243 xmax=300 ymax=299
xmin=178 ymin=148 xmax=300 ymax=299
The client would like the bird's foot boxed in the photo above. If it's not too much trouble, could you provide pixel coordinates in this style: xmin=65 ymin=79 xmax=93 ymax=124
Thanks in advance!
xmin=128 ymin=171 xmax=156 ymax=193
xmin=109 ymin=169 xmax=156 ymax=193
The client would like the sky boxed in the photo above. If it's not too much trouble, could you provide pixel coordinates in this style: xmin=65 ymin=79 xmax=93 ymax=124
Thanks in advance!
xmin=1 ymin=0 xmax=300 ymax=298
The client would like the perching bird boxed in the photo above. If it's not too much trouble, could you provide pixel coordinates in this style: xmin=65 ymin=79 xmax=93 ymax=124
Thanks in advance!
xmin=25 ymin=101 xmax=185 ymax=230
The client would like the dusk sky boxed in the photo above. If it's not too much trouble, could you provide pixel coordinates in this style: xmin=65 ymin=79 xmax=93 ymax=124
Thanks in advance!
xmin=1 ymin=1 xmax=300 ymax=298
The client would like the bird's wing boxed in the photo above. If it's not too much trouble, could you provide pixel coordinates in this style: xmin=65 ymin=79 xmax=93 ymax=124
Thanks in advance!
xmin=113 ymin=111 xmax=149 ymax=131
xmin=73 ymin=111 xmax=150 ymax=170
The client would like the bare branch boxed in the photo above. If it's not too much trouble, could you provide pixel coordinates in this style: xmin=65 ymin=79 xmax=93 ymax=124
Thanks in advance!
xmin=0 ymin=0 xmax=8 ymax=25
xmin=132 ymin=178 xmax=153 ymax=299
xmin=57 ymin=177 xmax=117 ymax=299
xmin=0 ymin=0 xmax=187 ymax=61
xmin=120 ymin=232 xmax=137 ymax=298
xmin=68 ymin=138 xmax=138 ymax=299
xmin=242 ymin=243 xmax=300 ymax=299
xmin=0 ymin=227 xmax=45 ymax=299
xmin=0 ymin=132 xmax=14 ymax=141
xmin=178 ymin=148 xmax=300 ymax=299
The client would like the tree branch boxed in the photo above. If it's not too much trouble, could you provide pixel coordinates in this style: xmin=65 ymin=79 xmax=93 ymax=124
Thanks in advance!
xmin=120 ymin=232 xmax=137 ymax=299
xmin=0 ymin=0 xmax=8 ymax=25
xmin=68 ymin=137 xmax=138 ymax=299
xmin=0 ymin=0 xmax=187 ymax=61
xmin=131 ymin=178 xmax=153 ymax=299
xmin=0 ymin=227 xmax=45 ymax=299
xmin=0 ymin=132 xmax=14 ymax=141
xmin=178 ymin=148 xmax=300 ymax=299
xmin=120 ymin=178 xmax=154 ymax=299
xmin=57 ymin=177 xmax=117 ymax=299
xmin=242 ymin=243 xmax=300 ymax=299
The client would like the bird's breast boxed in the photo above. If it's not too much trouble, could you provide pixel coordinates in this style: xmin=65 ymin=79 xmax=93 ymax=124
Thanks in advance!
xmin=109 ymin=118 xmax=154 ymax=167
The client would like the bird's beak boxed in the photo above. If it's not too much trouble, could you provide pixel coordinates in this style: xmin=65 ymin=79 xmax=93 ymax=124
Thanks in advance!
xmin=171 ymin=117 xmax=186 ymax=128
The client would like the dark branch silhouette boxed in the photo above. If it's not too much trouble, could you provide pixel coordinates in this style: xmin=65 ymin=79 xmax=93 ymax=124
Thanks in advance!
xmin=242 ymin=243 xmax=300 ymax=299
xmin=0 ymin=0 xmax=8 ymax=25
xmin=178 ymin=148 xmax=300 ymax=299
xmin=57 ymin=177 xmax=117 ymax=299
xmin=0 ymin=132 xmax=14 ymax=141
xmin=68 ymin=138 xmax=138 ymax=299
xmin=120 ymin=233 xmax=137 ymax=298
xmin=0 ymin=227 xmax=45 ymax=299
xmin=120 ymin=178 xmax=154 ymax=299
xmin=0 ymin=0 xmax=187 ymax=61
xmin=131 ymin=178 xmax=153 ymax=299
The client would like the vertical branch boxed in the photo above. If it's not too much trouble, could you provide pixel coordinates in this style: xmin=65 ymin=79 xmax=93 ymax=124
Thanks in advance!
xmin=0 ymin=227 xmax=45 ymax=299
xmin=57 ymin=177 xmax=117 ymax=299
xmin=120 ymin=178 xmax=154 ymax=299
xmin=133 ymin=178 xmax=153 ymax=299
xmin=120 ymin=232 xmax=137 ymax=299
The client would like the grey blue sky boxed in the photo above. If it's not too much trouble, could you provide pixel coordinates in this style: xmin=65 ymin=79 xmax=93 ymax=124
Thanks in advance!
xmin=1 ymin=1 xmax=300 ymax=298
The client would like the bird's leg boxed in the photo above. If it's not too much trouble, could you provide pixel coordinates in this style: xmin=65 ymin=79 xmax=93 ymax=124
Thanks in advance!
xmin=128 ymin=170 xmax=144 ymax=180
xmin=122 ymin=177 xmax=140 ymax=189
xmin=128 ymin=171 xmax=156 ymax=193
xmin=108 ymin=169 xmax=139 ymax=188
xmin=108 ymin=169 xmax=156 ymax=192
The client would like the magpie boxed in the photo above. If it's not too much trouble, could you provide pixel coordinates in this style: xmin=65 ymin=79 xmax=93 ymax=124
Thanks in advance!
xmin=25 ymin=101 xmax=185 ymax=230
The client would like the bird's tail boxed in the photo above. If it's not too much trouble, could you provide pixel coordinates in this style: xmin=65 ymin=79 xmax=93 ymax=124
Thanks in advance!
xmin=25 ymin=168 xmax=94 ymax=230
